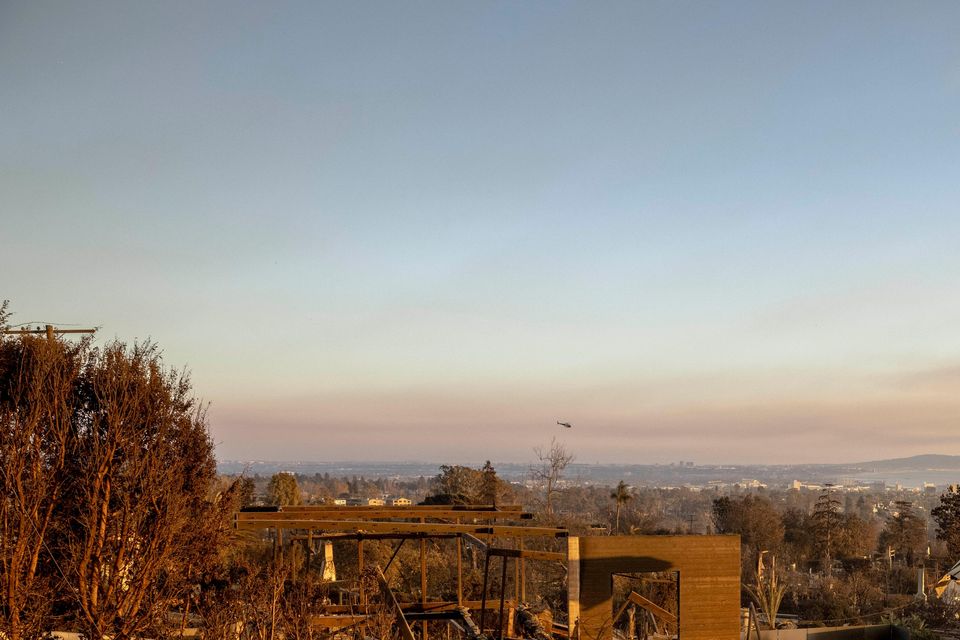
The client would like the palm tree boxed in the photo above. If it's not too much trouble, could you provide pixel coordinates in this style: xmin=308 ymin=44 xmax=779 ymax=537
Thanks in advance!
xmin=611 ymin=480 xmax=632 ymax=534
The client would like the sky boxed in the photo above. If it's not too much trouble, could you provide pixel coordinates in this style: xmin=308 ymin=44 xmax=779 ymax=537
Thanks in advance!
xmin=2 ymin=1 xmax=960 ymax=465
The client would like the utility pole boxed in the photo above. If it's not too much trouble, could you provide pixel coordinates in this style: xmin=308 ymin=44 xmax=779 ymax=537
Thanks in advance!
xmin=2 ymin=324 xmax=96 ymax=340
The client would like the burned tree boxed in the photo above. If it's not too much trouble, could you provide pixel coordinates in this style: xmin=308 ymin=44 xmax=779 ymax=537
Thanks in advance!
xmin=532 ymin=437 xmax=574 ymax=518
xmin=1 ymin=306 xmax=231 ymax=640
xmin=611 ymin=481 xmax=632 ymax=534
xmin=60 ymin=341 xmax=224 ymax=639
xmin=0 ymin=308 xmax=86 ymax=640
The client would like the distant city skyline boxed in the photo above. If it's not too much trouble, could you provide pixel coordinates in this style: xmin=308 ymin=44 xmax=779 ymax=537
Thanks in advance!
xmin=214 ymin=454 xmax=960 ymax=493
xmin=3 ymin=2 xmax=960 ymax=464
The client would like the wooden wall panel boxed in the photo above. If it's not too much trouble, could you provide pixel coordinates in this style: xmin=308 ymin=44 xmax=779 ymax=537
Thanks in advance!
xmin=567 ymin=535 xmax=741 ymax=640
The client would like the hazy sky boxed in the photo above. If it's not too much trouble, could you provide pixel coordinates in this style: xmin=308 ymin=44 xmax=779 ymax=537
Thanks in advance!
xmin=3 ymin=2 xmax=960 ymax=465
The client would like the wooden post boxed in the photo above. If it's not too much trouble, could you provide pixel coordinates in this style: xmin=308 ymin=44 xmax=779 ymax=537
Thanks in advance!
xmin=307 ymin=530 xmax=313 ymax=576
xmin=421 ymin=517 xmax=428 ymax=640
xmin=514 ymin=537 xmax=520 ymax=604
xmin=456 ymin=534 xmax=463 ymax=606
xmin=289 ymin=538 xmax=297 ymax=582
xmin=498 ymin=556 xmax=508 ymax=639
xmin=518 ymin=537 xmax=525 ymax=602
xmin=358 ymin=538 xmax=365 ymax=605
xmin=480 ymin=552 xmax=491 ymax=634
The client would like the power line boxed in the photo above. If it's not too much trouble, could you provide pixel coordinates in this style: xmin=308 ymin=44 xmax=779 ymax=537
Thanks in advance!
xmin=10 ymin=321 xmax=86 ymax=328
xmin=2 ymin=324 xmax=96 ymax=340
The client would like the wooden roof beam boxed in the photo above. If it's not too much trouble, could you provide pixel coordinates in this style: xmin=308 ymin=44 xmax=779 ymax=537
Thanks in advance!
xmin=277 ymin=504 xmax=524 ymax=512
xmin=285 ymin=532 xmax=459 ymax=541
xmin=237 ymin=508 xmax=532 ymax=521
xmin=235 ymin=518 xmax=567 ymax=538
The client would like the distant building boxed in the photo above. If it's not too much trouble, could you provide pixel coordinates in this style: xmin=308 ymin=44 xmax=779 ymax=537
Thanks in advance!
xmin=367 ymin=498 xmax=385 ymax=506
xmin=332 ymin=498 xmax=347 ymax=506
xmin=390 ymin=497 xmax=412 ymax=506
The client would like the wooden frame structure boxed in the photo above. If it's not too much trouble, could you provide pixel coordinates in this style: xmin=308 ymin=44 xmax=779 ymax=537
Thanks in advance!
xmin=236 ymin=504 xmax=567 ymax=639
xmin=236 ymin=506 xmax=743 ymax=640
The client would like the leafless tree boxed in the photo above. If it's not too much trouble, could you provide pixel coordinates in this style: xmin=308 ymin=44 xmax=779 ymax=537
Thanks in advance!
xmin=196 ymin=548 xmax=288 ymax=640
xmin=531 ymin=437 xmax=574 ymax=518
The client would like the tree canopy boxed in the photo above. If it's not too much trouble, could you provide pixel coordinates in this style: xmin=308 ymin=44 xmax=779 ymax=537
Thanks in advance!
xmin=879 ymin=501 xmax=927 ymax=566
xmin=712 ymin=494 xmax=785 ymax=560
xmin=267 ymin=472 xmax=303 ymax=506
xmin=424 ymin=462 xmax=513 ymax=505
xmin=932 ymin=487 xmax=960 ymax=557
xmin=0 ymin=312 xmax=231 ymax=640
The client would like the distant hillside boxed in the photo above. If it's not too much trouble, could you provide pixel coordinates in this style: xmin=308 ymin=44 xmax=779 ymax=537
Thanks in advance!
xmin=217 ymin=454 xmax=960 ymax=488
xmin=852 ymin=454 xmax=960 ymax=471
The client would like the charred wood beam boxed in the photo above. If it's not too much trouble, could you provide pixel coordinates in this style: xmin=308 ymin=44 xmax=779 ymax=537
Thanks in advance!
xmin=515 ymin=605 xmax=552 ymax=640
xmin=278 ymin=504 xmax=524 ymax=512
xmin=235 ymin=519 xmax=567 ymax=538
xmin=375 ymin=566 xmax=416 ymax=640
xmin=238 ymin=508 xmax=533 ymax=521
xmin=486 ymin=547 xmax=566 ymax=562
xmin=286 ymin=532 xmax=458 ymax=541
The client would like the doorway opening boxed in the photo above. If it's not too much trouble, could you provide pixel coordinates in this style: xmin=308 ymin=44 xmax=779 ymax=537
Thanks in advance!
xmin=611 ymin=570 xmax=679 ymax=639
